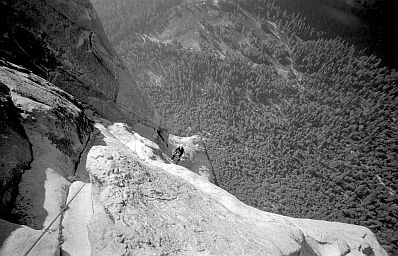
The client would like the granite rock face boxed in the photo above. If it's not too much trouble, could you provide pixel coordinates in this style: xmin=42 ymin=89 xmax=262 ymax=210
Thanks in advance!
xmin=0 ymin=62 xmax=389 ymax=255
xmin=66 ymin=121 xmax=387 ymax=256
xmin=0 ymin=78 xmax=32 ymax=219
xmin=0 ymin=0 xmax=391 ymax=255
xmin=0 ymin=61 xmax=91 ymax=256
xmin=0 ymin=0 xmax=162 ymax=141
xmin=0 ymin=218 xmax=58 ymax=256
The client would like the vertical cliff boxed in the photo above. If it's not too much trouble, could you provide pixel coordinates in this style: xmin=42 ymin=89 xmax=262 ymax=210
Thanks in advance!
xmin=0 ymin=80 xmax=32 ymax=220
xmin=0 ymin=61 xmax=93 ymax=255
xmin=0 ymin=0 xmax=164 ymax=144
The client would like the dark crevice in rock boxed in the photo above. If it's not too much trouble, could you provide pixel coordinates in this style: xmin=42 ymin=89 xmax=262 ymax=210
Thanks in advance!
xmin=88 ymin=32 xmax=94 ymax=50
xmin=58 ymin=183 xmax=71 ymax=254
xmin=0 ymin=81 xmax=34 ymax=223
xmin=104 ymin=207 xmax=115 ymax=224
xmin=90 ymin=174 xmax=104 ymax=187
xmin=59 ymin=249 xmax=70 ymax=256
xmin=113 ymin=62 xmax=120 ymax=102
xmin=342 ymin=248 xmax=352 ymax=256
xmin=73 ymin=121 xmax=93 ymax=177
xmin=203 ymin=142 xmax=219 ymax=187
xmin=297 ymin=235 xmax=318 ymax=256
xmin=10 ymin=35 xmax=50 ymax=77
xmin=1 ymin=152 xmax=33 ymax=224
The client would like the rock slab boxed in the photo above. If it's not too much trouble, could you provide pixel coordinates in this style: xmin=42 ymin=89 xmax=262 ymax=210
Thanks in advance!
xmin=82 ymin=122 xmax=388 ymax=256
xmin=62 ymin=181 xmax=93 ymax=256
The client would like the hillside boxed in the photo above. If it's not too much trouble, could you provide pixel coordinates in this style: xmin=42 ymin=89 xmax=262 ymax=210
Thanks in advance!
xmin=91 ymin=0 xmax=398 ymax=254
xmin=251 ymin=0 xmax=398 ymax=70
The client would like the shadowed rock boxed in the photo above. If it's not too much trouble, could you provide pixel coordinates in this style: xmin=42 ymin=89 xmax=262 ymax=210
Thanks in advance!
xmin=0 ymin=61 xmax=92 ymax=255
xmin=0 ymin=219 xmax=58 ymax=256
xmin=0 ymin=0 xmax=164 ymax=142
xmin=0 ymin=78 xmax=32 ymax=220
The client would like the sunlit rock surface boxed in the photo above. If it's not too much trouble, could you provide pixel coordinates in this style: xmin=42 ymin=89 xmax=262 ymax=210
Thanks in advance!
xmin=0 ymin=61 xmax=92 ymax=256
xmin=0 ymin=218 xmax=58 ymax=256
xmin=0 ymin=0 xmax=390 ymax=255
xmin=67 ymin=120 xmax=386 ymax=256
xmin=0 ymin=62 xmax=388 ymax=256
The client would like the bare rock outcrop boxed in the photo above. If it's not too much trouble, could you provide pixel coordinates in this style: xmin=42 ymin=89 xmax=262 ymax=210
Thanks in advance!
xmin=0 ymin=1 xmax=390 ymax=255
xmin=63 ymin=121 xmax=386 ymax=256
xmin=0 ymin=61 xmax=92 ymax=255
xmin=62 ymin=181 xmax=93 ymax=256
xmin=0 ymin=0 xmax=163 ymax=143
xmin=0 ymin=218 xmax=58 ymax=256
xmin=0 ymin=63 xmax=388 ymax=255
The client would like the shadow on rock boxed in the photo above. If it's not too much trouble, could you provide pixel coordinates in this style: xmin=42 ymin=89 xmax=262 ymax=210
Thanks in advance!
xmin=74 ymin=124 xmax=107 ymax=182
xmin=0 ymin=82 xmax=33 ymax=249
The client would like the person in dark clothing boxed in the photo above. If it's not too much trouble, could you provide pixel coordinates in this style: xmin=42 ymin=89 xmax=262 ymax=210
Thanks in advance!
xmin=171 ymin=144 xmax=184 ymax=163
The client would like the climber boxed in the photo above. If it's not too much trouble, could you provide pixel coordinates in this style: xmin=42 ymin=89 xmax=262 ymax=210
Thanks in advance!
xmin=171 ymin=144 xmax=185 ymax=163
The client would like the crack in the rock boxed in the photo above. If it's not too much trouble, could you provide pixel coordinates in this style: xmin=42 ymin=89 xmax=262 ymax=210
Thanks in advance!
xmin=58 ymin=184 xmax=71 ymax=254
xmin=73 ymin=118 xmax=93 ymax=176
xmin=203 ymin=141 xmax=219 ymax=186
xmin=88 ymin=32 xmax=117 ymax=82
xmin=57 ymin=112 xmax=93 ymax=254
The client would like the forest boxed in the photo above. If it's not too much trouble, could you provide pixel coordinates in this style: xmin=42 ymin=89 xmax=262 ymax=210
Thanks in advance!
xmin=91 ymin=0 xmax=398 ymax=254
xmin=241 ymin=0 xmax=398 ymax=69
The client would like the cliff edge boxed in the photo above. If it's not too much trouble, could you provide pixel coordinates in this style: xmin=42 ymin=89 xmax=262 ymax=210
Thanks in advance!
xmin=0 ymin=61 xmax=388 ymax=256
xmin=0 ymin=0 xmax=164 ymax=144
xmin=0 ymin=0 xmax=390 ymax=255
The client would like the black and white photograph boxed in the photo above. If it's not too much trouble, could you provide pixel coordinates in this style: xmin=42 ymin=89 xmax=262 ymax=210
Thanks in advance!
xmin=0 ymin=0 xmax=397 ymax=255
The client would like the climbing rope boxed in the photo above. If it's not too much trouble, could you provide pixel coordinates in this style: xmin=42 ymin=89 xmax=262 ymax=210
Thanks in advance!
xmin=23 ymin=177 xmax=90 ymax=256
xmin=23 ymin=123 xmax=142 ymax=255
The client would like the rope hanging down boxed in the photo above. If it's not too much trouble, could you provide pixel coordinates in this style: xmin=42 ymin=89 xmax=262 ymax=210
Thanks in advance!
xmin=23 ymin=124 xmax=143 ymax=256
xmin=23 ymin=177 xmax=90 ymax=256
